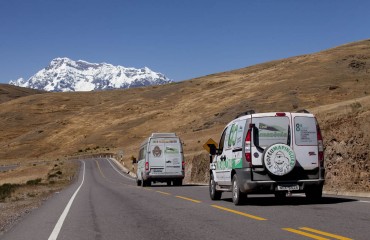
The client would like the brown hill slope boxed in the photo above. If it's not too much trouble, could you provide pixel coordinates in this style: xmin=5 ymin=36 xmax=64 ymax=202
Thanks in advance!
xmin=0 ymin=84 xmax=44 ymax=104
xmin=0 ymin=39 xmax=369 ymax=192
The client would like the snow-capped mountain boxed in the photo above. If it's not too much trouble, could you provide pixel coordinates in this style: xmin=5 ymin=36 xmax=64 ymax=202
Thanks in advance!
xmin=9 ymin=57 xmax=172 ymax=92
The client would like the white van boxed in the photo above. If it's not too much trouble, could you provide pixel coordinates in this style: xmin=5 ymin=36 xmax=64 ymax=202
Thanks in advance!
xmin=136 ymin=133 xmax=185 ymax=187
xmin=208 ymin=111 xmax=325 ymax=205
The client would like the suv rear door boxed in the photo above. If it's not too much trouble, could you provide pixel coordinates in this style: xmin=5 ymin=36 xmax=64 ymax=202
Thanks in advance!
xmin=251 ymin=113 xmax=291 ymax=166
xmin=292 ymin=115 xmax=319 ymax=170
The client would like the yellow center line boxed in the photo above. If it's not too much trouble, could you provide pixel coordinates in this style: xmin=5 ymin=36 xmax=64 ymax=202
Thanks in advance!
xmin=95 ymin=160 xmax=106 ymax=179
xmin=282 ymin=228 xmax=330 ymax=240
xmin=211 ymin=205 xmax=267 ymax=221
xmin=300 ymin=227 xmax=353 ymax=240
xmin=176 ymin=196 xmax=201 ymax=203
xmin=156 ymin=191 xmax=171 ymax=195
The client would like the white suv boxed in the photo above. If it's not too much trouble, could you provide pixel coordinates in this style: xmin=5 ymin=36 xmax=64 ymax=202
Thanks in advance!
xmin=208 ymin=111 xmax=325 ymax=205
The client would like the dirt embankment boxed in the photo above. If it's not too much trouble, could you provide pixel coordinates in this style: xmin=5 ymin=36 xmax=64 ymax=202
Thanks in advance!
xmin=315 ymin=98 xmax=370 ymax=193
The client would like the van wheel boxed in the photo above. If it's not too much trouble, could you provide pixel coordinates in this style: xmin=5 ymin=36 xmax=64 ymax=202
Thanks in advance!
xmin=174 ymin=180 xmax=183 ymax=186
xmin=232 ymin=174 xmax=247 ymax=205
xmin=209 ymin=174 xmax=222 ymax=200
xmin=146 ymin=180 xmax=152 ymax=187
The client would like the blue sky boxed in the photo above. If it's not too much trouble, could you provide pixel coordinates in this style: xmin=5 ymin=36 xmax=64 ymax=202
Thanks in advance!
xmin=1 ymin=0 xmax=369 ymax=83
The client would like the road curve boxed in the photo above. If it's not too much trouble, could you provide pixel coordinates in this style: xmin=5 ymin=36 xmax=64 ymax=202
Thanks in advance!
xmin=1 ymin=158 xmax=369 ymax=240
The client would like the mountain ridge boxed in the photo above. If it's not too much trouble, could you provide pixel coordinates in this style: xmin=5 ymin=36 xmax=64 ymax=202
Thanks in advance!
xmin=9 ymin=57 xmax=172 ymax=92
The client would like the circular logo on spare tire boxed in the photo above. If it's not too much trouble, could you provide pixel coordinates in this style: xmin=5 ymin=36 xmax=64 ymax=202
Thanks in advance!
xmin=264 ymin=144 xmax=296 ymax=176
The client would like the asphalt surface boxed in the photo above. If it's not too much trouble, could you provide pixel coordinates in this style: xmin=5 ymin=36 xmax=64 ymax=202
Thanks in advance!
xmin=1 ymin=158 xmax=369 ymax=240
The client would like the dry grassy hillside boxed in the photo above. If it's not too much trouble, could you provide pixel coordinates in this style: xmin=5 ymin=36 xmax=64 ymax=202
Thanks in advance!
xmin=0 ymin=84 xmax=43 ymax=104
xmin=1 ymin=39 xmax=369 ymax=192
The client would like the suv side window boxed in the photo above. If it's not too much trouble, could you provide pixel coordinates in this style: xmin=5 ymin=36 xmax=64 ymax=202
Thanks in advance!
xmin=228 ymin=123 xmax=238 ymax=148
xmin=218 ymin=128 xmax=228 ymax=153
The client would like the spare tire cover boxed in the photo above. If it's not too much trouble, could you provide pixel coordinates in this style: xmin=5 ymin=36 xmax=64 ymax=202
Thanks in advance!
xmin=263 ymin=143 xmax=296 ymax=176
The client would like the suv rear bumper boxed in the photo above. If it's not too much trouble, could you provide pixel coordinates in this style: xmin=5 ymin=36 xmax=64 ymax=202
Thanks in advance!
xmin=236 ymin=168 xmax=325 ymax=194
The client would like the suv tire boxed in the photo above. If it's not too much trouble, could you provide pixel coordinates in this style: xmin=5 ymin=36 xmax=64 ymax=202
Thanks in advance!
xmin=209 ymin=173 xmax=222 ymax=200
xmin=305 ymin=186 xmax=323 ymax=202
xmin=136 ymin=178 xmax=141 ymax=186
xmin=232 ymin=174 xmax=247 ymax=205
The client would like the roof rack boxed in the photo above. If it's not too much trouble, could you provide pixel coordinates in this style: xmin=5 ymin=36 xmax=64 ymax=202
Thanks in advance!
xmin=151 ymin=133 xmax=177 ymax=138
xmin=296 ymin=109 xmax=310 ymax=113
xmin=235 ymin=110 xmax=255 ymax=119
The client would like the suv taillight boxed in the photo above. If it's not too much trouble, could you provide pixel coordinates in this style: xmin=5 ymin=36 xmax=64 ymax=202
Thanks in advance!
xmin=245 ymin=129 xmax=252 ymax=167
xmin=145 ymin=162 xmax=149 ymax=171
xmin=317 ymin=125 xmax=324 ymax=167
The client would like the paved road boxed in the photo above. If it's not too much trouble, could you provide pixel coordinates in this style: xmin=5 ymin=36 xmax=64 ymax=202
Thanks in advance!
xmin=1 ymin=158 xmax=369 ymax=240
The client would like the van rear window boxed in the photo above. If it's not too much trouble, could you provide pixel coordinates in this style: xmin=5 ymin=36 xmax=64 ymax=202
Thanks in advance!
xmin=253 ymin=117 xmax=289 ymax=147
xmin=294 ymin=117 xmax=317 ymax=146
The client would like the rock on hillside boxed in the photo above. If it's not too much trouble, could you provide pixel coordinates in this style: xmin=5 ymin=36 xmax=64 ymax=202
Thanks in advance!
xmin=9 ymin=57 xmax=172 ymax=92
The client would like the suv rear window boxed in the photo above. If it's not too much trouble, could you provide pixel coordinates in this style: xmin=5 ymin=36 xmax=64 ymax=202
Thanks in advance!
xmin=253 ymin=117 xmax=289 ymax=147
xmin=294 ymin=117 xmax=317 ymax=146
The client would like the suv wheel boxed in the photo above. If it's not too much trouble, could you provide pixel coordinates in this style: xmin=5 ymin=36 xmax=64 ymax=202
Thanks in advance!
xmin=136 ymin=178 xmax=141 ymax=186
xmin=305 ymin=186 xmax=322 ymax=202
xmin=232 ymin=174 xmax=247 ymax=205
xmin=209 ymin=174 xmax=222 ymax=200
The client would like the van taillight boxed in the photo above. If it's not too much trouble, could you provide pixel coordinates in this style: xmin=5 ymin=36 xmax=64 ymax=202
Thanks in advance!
xmin=317 ymin=125 xmax=324 ymax=167
xmin=182 ymin=161 xmax=185 ymax=171
xmin=245 ymin=129 xmax=252 ymax=166
xmin=276 ymin=112 xmax=286 ymax=117
xmin=145 ymin=162 xmax=149 ymax=171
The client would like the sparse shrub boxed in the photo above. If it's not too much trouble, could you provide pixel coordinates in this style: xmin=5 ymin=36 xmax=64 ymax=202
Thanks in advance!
xmin=48 ymin=173 xmax=57 ymax=179
xmin=0 ymin=183 xmax=20 ymax=201
xmin=350 ymin=102 xmax=362 ymax=113
xmin=56 ymin=170 xmax=62 ymax=175
xmin=78 ymin=149 xmax=83 ymax=153
xmin=27 ymin=193 xmax=36 ymax=197
xmin=26 ymin=178 xmax=42 ymax=185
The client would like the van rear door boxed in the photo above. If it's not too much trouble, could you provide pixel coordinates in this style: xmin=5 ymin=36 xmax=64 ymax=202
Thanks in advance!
xmin=149 ymin=139 xmax=166 ymax=174
xmin=163 ymin=138 xmax=182 ymax=174
xmin=293 ymin=115 xmax=319 ymax=170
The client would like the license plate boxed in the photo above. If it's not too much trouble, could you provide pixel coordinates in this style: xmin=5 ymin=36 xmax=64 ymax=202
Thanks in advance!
xmin=153 ymin=168 xmax=163 ymax=173
xmin=277 ymin=185 xmax=299 ymax=191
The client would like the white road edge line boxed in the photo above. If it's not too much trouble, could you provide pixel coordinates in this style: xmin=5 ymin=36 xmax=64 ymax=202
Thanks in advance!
xmin=106 ymin=158 xmax=135 ymax=181
xmin=48 ymin=161 xmax=86 ymax=240
xmin=359 ymin=200 xmax=370 ymax=203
